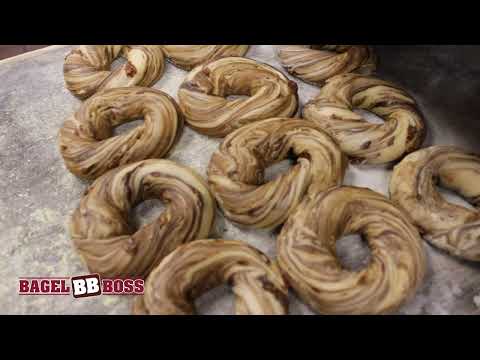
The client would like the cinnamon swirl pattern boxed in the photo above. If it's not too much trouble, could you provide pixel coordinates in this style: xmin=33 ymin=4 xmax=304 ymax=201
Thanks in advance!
xmin=277 ymin=45 xmax=376 ymax=86
xmin=277 ymin=186 xmax=426 ymax=315
xmin=208 ymin=118 xmax=347 ymax=229
xmin=132 ymin=239 xmax=288 ymax=315
xmin=178 ymin=57 xmax=299 ymax=137
xmin=69 ymin=160 xmax=216 ymax=279
xmin=58 ymin=87 xmax=183 ymax=180
xmin=390 ymin=146 xmax=480 ymax=261
xmin=161 ymin=45 xmax=249 ymax=70
xmin=303 ymin=73 xmax=426 ymax=164
xmin=64 ymin=45 xmax=165 ymax=99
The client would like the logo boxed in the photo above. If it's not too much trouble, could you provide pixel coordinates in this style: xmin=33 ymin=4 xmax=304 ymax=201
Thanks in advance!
xmin=18 ymin=274 xmax=144 ymax=298
xmin=71 ymin=274 xmax=102 ymax=298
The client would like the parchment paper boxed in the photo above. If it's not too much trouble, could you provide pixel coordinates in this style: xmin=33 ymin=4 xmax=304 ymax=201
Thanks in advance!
xmin=0 ymin=45 xmax=478 ymax=314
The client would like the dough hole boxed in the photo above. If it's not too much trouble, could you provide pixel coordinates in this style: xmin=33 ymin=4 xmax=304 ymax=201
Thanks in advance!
xmin=437 ymin=186 xmax=476 ymax=211
xmin=196 ymin=285 xmax=234 ymax=315
xmin=336 ymin=233 xmax=372 ymax=271
xmin=110 ymin=56 xmax=127 ymax=71
xmin=264 ymin=159 xmax=295 ymax=183
xmin=226 ymin=94 xmax=250 ymax=102
xmin=354 ymin=109 xmax=384 ymax=125
xmin=131 ymin=199 xmax=166 ymax=230
xmin=113 ymin=118 xmax=144 ymax=136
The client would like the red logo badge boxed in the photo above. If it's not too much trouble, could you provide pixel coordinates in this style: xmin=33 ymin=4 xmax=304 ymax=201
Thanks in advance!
xmin=18 ymin=275 xmax=144 ymax=298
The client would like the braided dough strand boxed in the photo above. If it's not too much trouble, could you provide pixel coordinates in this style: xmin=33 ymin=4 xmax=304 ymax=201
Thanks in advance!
xmin=208 ymin=118 xmax=347 ymax=229
xmin=390 ymin=146 xmax=480 ymax=261
xmin=133 ymin=239 xmax=288 ymax=315
xmin=161 ymin=45 xmax=249 ymax=70
xmin=277 ymin=45 xmax=376 ymax=86
xmin=303 ymin=73 xmax=426 ymax=164
xmin=69 ymin=160 xmax=216 ymax=279
xmin=59 ymin=87 xmax=183 ymax=180
xmin=178 ymin=57 xmax=299 ymax=137
xmin=64 ymin=45 xmax=165 ymax=99
xmin=277 ymin=186 xmax=426 ymax=315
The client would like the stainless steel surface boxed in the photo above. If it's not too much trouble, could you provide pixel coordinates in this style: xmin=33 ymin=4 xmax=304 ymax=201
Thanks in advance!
xmin=0 ymin=45 xmax=478 ymax=314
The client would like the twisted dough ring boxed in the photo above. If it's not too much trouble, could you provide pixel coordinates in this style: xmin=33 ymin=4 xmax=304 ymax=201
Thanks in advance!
xmin=133 ymin=239 xmax=288 ymax=315
xmin=58 ymin=87 xmax=183 ymax=180
xmin=161 ymin=45 xmax=249 ymax=71
xmin=277 ymin=45 xmax=376 ymax=86
xmin=390 ymin=146 xmax=480 ymax=261
xmin=303 ymin=73 xmax=426 ymax=164
xmin=69 ymin=159 xmax=216 ymax=279
xmin=178 ymin=57 xmax=299 ymax=137
xmin=277 ymin=186 xmax=426 ymax=315
xmin=208 ymin=118 xmax=347 ymax=229
xmin=64 ymin=45 xmax=165 ymax=99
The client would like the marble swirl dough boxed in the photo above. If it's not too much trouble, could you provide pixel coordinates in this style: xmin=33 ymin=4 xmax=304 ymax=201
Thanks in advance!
xmin=303 ymin=73 xmax=426 ymax=164
xmin=58 ymin=87 xmax=183 ymax=180
xmin=69 ymin=159 xmax=216 ymax=279
xmin=208 ymin=118 xmax=347 ymax=229
xmin=277 ymin=186 xmax=426 ymax=315
xmin=132 ymin=239 xmax=288 ymax=315
xmin=161 ymin=45 xmax=249 ymax=71
xmin=277 ymin=45 xmax=376 ymax=86
xmin=64 ymin=45 xmax=165 ymax=99
xmin=390 ymin=146 xmax=480 ymax=262
xmin=178 ymin=57 xmax=299 ymax=137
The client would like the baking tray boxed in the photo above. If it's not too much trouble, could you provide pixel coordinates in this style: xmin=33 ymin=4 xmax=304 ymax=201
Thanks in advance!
xmin=0 ymin=45 xmax=479 ymax=314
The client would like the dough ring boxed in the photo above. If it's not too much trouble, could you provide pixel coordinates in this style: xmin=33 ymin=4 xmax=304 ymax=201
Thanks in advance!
xmin=277 ymin=45 xmax=376 ymax=86
xmin=64 ymin=45 xmax=165 ymax=99
xmin=303 ymin=73 xmax=426 ymax=164
xmin=161 ymin=45 xmax=249 ymax=71
xmin=390 ymin=146 xmax=480 ymax=261
xmin=69 ymin=159 xmax=216 ymax=279
xmin=59 ymin=87 xmax=183 ymax=180
xmin=208 ymin=118 xmax=347 ymax=229
xmin=132 ymin=239 xmax=288 ymax=315
xmin=277 ymin=186 xmax=426 ymax=315
xmin=178 ymin=57 xmax=299 ymax=137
